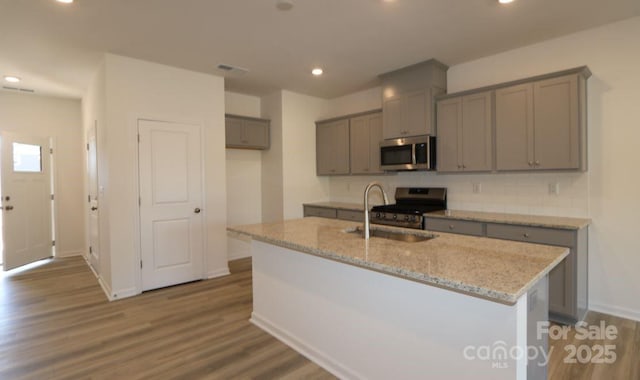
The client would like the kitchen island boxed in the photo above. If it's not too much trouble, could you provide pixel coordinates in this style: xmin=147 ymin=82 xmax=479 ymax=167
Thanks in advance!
xmin=228 ymin=217 xmax=569 ymax=380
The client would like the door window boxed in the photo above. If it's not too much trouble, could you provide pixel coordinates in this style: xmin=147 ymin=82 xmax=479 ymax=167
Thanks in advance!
xmin=13 ymin=142 xmax=42 ymax=173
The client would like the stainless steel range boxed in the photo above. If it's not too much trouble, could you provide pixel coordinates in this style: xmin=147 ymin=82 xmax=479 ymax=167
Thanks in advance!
xmin=370 ymin=187 xmax=447 ymax=229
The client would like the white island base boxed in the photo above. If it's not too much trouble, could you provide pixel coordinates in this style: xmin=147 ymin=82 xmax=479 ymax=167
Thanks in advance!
xmin=250 ymin=240 xmax=549 ymax=380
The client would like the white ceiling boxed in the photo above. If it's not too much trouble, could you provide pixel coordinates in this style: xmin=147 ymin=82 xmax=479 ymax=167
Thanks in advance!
xmin=1 ymin=0 xmax=638 ymax=99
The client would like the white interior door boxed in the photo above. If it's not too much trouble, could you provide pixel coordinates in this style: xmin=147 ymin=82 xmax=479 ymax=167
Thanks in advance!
xmin=86 ymin=124 xmax=100 ymax=273
xmin=138 ymin=120 xmax=204 ymax=291
xmin=1 ymin=133 xmax=53 ymax=271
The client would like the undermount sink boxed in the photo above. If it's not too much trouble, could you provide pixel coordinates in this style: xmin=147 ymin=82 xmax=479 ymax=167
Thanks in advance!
xmin=344 ymin=226 xmax=435 ymax=243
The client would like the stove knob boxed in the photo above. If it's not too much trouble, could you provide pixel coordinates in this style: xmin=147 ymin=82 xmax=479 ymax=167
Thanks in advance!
xmin=376 ymin=212 xmax=381 ymax=218
xmin=404 ymin=215 xmax=410 ymax=221
xmin=392 ymin=214 xmax=397 ymax=220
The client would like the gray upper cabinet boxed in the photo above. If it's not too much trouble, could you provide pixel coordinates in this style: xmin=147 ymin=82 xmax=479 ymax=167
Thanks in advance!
xmin=437 ymin=91 xmax=493 ymax=172
xmin=350 ymin=112 xmax=383 ymax=174
xmin=495 ymin=83 xmax=534 ymax=170
xmin=316 ymin=118 xmax=350 ymax=175
xmin=533 ymin=75 xmax=581 ymax=170
xmin=383 ymin=88 xmax=441 ymax=139
xmin=379 ymin=60 xmax=448 ymax=140
xmin=225 ymin=114 xmax=270 ymax=150
xmin=496 ymin=73 xmax=586 ymax=171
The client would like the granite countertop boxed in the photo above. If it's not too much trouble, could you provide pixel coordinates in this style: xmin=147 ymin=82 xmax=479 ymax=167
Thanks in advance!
xmin=425 ymin=210 xmax=590 ymax=230
xmin=228 ymin=217 xmax=568 ymax=305
xmin=303 ymin=202 xmax=364 ymax=211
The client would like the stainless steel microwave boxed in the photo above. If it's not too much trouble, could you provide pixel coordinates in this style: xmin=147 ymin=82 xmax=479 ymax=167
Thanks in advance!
xmin=380 ymin=135 xmax=436 ymax=171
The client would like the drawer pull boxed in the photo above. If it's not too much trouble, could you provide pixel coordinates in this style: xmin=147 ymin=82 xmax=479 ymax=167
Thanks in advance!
xmin=448 ymin=225 xmax=454 ymax=230
xmin=523 ymin=233 xmax=530 ymax=238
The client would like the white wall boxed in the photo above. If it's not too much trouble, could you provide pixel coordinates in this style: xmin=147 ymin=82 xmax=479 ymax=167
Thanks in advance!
xmin=327 ymin=16 xmax=640 ymax=321
xmin=260 ymin=92 xmax=285 ymax=223
xmin=225 ymin=92 xmax=263 ymax=259
xmin=326 ymin=86 xmax=382 ymax=119
xmin=82 ymin=61 xmax=112 ymax=289
xmin=0 ymin=91 xmax=84 ymax=258
xmin=87 ymin=54 xmax=228 ymax=299
xmin=281 ymin=91 xmax=331 ymax=219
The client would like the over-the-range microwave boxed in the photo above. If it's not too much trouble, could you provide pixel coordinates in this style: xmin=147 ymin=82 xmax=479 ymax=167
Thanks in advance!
xmin=380 ymin=135 xmax=436 ymax=171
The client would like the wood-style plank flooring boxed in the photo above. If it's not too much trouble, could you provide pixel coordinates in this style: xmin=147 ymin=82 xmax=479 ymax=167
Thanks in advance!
xmin=0 ymin=257 xmax=335 ymax=380
xmin=1 ymin=256 xmax=638 ymax=379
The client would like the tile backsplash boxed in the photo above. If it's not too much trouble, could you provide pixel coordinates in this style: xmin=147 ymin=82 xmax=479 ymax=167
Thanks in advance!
xmin=329 ymin=171 xmax=589 ymax=218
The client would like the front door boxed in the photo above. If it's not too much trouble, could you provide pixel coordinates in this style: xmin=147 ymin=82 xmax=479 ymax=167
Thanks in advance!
xmin=138 ymin=120 xmax=204 ymax=291
xmin=86 ymin=124 xmax=100 ymax=272
xmin=1 ymin=133 xmax=53 ymax=271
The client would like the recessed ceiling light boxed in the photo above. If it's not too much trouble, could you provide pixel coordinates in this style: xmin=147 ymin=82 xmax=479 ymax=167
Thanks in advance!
xmin=276 ymin=0 xmax=293 ymax=11
xmin=3 ymin=76 xmax=21 ymax=83
xmin=498 ymin=0 xmax=514 ymax=4
xmin=56 ymin=0 xmax=74 ymax=3
xmin=311 ymin=68 xmax=323 ymax=76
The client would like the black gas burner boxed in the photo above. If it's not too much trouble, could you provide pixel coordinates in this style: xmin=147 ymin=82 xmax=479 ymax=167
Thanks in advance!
xmin=370 ymin=187 xmax=447 ymax=229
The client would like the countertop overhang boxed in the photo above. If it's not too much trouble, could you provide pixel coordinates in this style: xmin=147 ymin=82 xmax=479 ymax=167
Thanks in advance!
xmin=228 ymin=217 xmax=569 ymax=305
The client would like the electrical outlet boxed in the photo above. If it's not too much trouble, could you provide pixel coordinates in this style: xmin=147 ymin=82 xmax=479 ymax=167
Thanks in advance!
xmin=548 ymin=182 xmax=560 ymax=195
xmin=472 ymin=183 xmax=482 ymax=194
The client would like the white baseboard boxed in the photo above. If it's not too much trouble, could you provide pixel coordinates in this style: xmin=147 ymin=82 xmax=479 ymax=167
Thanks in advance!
xmin=109 ymin=286 xmax=138 ymax=301
xmin=56 ymin=250 xmax=84 ymax=258
xmin=97 ymin=276 xmax=114 ymax=301
xmin=250 ymin=312 xmax=360 ymax=380
xmin=228 ymin=251 xmax=252 ymax=260
xmin=589 ymin=303 xmax=640 ymax=323
xmin=207 ymin=267 xmax=230 ymax=279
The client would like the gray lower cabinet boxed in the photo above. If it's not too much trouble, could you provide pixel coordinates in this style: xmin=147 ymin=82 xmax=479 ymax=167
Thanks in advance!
xmin=350 ymin=112 xmax=383 ymax=175
xmin=495 ymin=73 xmax=586 ymax=171
xmin=303 ymin=205 xmax=364 ymax=222
xmin=303 ymin=206 xmax=337 ymax=219
xmin=423 ymin=217 xmax=485 ymax=236
xmin=436 ymin=91 xmax=493 ymax=172
xmin=336 ymin=209 xmax=365 ymax=222
xmin=225 ymin=115 xmax=270 ymax=149
xmin=316 ymin=119 xmax=350 ymax=175
xmin=424 ymin=217 xmax=588 ymax=324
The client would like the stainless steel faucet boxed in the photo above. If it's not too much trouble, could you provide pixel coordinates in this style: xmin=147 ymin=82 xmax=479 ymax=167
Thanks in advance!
xmin=363 ymin=182 xmax=389 ymax=239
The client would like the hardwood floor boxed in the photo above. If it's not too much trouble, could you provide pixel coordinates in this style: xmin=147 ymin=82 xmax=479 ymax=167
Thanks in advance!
xmin=548 ymin=311 xmax=640 ymax=380
xmin=1 ymin=256 xmax=638 ymax=379
xmin=0 ymin=257 xmax=335 ymax=380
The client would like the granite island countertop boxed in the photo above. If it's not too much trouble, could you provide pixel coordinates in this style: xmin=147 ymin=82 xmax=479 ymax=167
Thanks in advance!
xmin=228 ymin=217 xmax=569 ymax=305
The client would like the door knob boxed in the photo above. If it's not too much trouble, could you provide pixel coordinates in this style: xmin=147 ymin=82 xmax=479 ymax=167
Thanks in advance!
xmin=194 ymin=208 xmax=201 ymax=214
xmin=91 ymin=207 xmax=98 ymax=211
xmin=5 ymin=205 xmax=13 ymax=211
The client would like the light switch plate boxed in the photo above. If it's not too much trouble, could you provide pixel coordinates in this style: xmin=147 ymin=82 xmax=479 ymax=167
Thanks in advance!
xmin=472 ymin=183 xmax=482 ymax=194
xmin=548 ymin=182 xmax=560 ymax=195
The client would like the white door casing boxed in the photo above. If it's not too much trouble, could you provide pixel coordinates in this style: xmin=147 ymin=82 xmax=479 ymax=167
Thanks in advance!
xmin=86 ymin=124 xmax=100 ymax=273
xmin=1 ymin=133 xmax=53 ymax=271
xmin=138 ymin=120 xmax=204 ymax=291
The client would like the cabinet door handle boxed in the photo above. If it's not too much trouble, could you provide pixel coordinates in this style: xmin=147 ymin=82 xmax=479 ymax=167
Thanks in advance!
xmin=535 ymin=161 xmax=540 ymax=166
xmin=528 ymin=161 xmax=534 ymax=166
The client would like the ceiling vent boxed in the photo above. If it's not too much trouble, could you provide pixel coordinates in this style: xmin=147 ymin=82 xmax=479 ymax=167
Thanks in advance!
xmin=2 ymin=86 xmax=35 ymax=93
xmin=215 ymin=63 xmax=249 ymax=76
